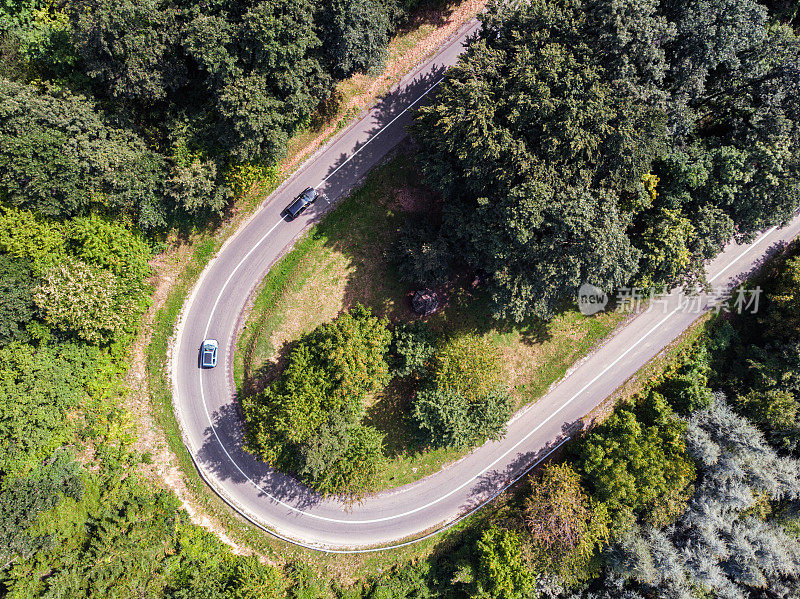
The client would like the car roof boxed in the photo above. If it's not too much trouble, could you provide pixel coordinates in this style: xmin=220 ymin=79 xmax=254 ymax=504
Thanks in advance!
xmin=288 ymin=197 xmax=306 ymax=214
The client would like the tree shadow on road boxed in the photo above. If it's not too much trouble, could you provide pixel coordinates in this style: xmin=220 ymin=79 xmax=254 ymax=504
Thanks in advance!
xmin=196 ymin=401 xmax=323 ymax=510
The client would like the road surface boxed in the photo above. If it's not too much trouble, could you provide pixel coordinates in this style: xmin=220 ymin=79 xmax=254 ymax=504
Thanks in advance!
xmin=170 ymin=17 xmax=800 ymax=551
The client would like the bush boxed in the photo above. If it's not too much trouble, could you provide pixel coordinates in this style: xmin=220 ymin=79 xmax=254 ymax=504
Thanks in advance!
xmin=412 ymin=333 xmax=513 ymax=449
xmin=299 ymin=416 xmax=386 ymax=497
xmin=474 ymin=527 xmax=536 ymax=599
xmin=0 ymin=255 xmax=38 ymax=345
xmin=242 ymin=305 xmax=392 ymax=494
xmin=390 ymin=320 xmax=435 ymax=377
xmin=523 ymin=464 xmax=610 ymax=584
xmin=576 ymin=394 xmax=696 ymax=531
xmin=33 ymin=257 xmax=125 ymax=345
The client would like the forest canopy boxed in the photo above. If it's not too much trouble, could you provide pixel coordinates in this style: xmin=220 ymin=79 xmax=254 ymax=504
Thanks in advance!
xmin=409 ymin=0 xmax=800 ymax=320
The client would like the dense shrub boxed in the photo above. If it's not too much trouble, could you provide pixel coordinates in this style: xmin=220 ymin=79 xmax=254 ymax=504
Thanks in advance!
xmin=242 ymin=306 xmax=392 ymax=494
xmin=411 ymin=333 xmax=513 ymax=449
xmin=413 ymin=387 xmax=512 ymax=449
xmin=0 ymin=79 xmax=167 ymax=228
xmin=432 ymin=333 xmax=504 ymax=403
xmin=576 ymin=394 xmax=695 ymax=531
xmin=390 ymin=320 xmax=435 ymax=377
xmin=474 ymin=527 xmax=536 ymax=599
xmin=523 ymin=464 xmax=610 ymax=585
xmin=0 ymin=255 xmax=37 ymax=345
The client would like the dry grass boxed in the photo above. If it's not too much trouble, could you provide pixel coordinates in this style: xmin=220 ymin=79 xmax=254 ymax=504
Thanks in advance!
xmin=235 ymin=153 xmax=629 ymax=491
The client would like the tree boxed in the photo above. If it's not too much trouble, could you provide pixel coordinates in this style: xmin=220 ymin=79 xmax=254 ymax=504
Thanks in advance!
xmin=0 ymin=341 xmax=112 ymax=478
xmin=0 ymin=451 xmax=83 ymax=571
xmin=70 ymin=0 xmax=186 ymax=103
xmin=241 ymin=306 xmax=392 ymax=494
xmin=474 ymin=527 xmax=536 ymax=599
xmin=610 ymin=399 xmax=800 ymax=598
xmin=320 ymin=0 xmax=391 ymax=77
xmin=33 ymin=257 xmax=125 ymax=345
xmin=215 ymin=0 xmax=328 ymax=163
xmin=412 ymin=333 xmax=513 ymax=448
xmin=0 ymin=255 xmax=37 ymax=345
xmin=523 ymin=464 xmax=610 ymax=584
xmin=392 ymin=218 xmax=452 ymax=287
xmin=764 ymin=256 xmax=800 ymax=341
xmin=298 ymin=416 xmax=386 ymax=497
xmin=390 ymin=320 xmax=436 ymax=377
xmin=0 ymin=78 xmax=166 ymax=227
xmin=576 ymin=394 xmax=695 ymax=530
xmin=166 ymin=158 xmax=232 ymax=214
xmin=410 ymin=0 xmax=665 ymax=319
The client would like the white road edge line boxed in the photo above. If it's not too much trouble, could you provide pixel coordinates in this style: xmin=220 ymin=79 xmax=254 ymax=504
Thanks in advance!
xmin=183 ymin=39 xmax=790 ymax=547
xmin=201 ymin=304 xmax=679 ymax=524
xmin=708 ymin=225 xmax=777 ymax=283
xmin=319 ymin=78 xmax=444 ymax=185
xmin=199 ymin=221 xmax=779 ymax=529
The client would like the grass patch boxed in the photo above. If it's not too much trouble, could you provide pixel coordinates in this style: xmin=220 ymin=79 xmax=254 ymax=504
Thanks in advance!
xmin=236 ymin=153 xmax=628 ymax=492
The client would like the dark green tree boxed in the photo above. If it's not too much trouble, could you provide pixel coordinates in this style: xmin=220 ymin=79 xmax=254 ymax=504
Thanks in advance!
xmin=0 ymin=255 xmax=37 ymax=345
xmin=411 ymin=0 xmax=665 ymax=319
xmin=0 ymin=79 xmax=166 ymax=227
xmin=320 ymin=0 xmax=391 ymax=78
xmin=70 ymin=0 xmax=186 ymax=103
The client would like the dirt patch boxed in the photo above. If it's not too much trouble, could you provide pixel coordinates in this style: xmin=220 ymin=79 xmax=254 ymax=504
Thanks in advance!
xmin=129 ymin=0 xmax=487 ymax=557
xmin=126 ymin=240 xmax=260 ymax=559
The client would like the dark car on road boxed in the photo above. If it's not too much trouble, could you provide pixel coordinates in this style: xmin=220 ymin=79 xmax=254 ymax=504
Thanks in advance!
xmin=285 ymin=187 xmax=318 ymax=219
xmin=200 ymin=339 xmax=218 ymax=368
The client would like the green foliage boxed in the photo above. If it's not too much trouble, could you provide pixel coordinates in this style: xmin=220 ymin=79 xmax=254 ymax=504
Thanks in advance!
xmin=407 ymin=0 xmax=800 ymax=315
xmin=654 ymin=344 xmax=714 ymax=415
xmin=0 ymin=341 xmax=113 ymax=478
xmin=392 ymin=218 xmax=452 ymax=287
xmin=166 ymin=522 xmax=287 ymax=598
xmin=70 ymin=0 xmax=185 ymax=103
xmin=242 ymin=306 xmax=392 ymax=494
xmin=0 ymin=206 xmax=66 ymax=270
xmin=0 ymin=78 xmax=167 ymax=227
xmin=412 ymin=387 xmax=512 ymax=450
xmin=390 ymin=320 xmax=436 ymax=377
xmin=576 ymin=394 xmax=695 ymax=531
xmin=432 ymin=333 xmax=503 ymax=403
xmin=610 ymin=399 xmax=800 ymax=598
xmin=166 ymin=158 xmax=232 ymax=214
xmin=299 ymin=416 xmax=387 ymax=497
xmin=33 ymin=257 xmax=126 ymax=345
xmin=321 ymin=0 xmax=391 ymax=78
xmin=523 ymin=463 xmax=610 ymax=585
xmin=764 ymin=255 xmax=800 ymax=341
xmin=474 ymin=527 xmax=536 ymax=599
xmin=0 ymin=255 xmax=37 ymax=345
xmin=412 ymin=333 xmax=513 ymax=449
xmin=0 ymin=451 xmax=83 ymax=569
xmin=411 ymin=0 xmax=666 ymax=319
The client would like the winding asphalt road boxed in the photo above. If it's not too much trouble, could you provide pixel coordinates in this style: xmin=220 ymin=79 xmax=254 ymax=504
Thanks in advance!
xmin=170 ymin=17 xmax=800 ymax=551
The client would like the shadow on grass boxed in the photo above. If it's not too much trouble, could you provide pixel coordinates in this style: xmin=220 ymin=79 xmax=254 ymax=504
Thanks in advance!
xmin=240 ymin=336 xmax=300 ymax=398
xmin=197 ymin=402 xmax=323 ymax=510
xmin=394 ymin=0 xmax=459 ymax=38
xmin=364 ymin=376 xmax=425 ymax=458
